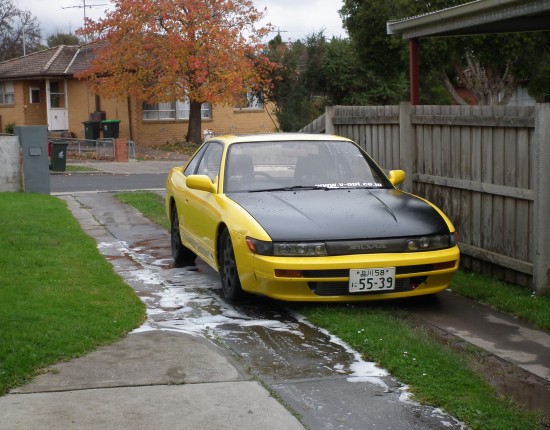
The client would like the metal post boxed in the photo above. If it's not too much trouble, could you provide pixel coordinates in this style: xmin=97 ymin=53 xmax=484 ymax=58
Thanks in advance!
xmin=325 ymin=106 xmax=336 ymax=135
xmin=409 ymin=39 xmax=420 ymax=105
xmin=533 ymin=103 xmax=550 ymax=295
xmin=399 ymin=102 xmax=414 ymax=193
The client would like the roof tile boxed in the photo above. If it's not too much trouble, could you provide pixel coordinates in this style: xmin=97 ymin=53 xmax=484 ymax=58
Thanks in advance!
xmin=0 ymin=44 xmax=94 ymax=79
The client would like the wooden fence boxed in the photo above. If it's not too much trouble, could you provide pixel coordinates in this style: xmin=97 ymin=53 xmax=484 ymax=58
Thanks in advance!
xmin=301 ymin=103 xmax=550 ymax=295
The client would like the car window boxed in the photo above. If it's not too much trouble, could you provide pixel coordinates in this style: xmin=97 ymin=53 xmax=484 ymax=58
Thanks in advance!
xmin=196 ymin=142 xmax=223 ymax=182
xmin=224 ymin=140 xmax=391 ymax=193
xmin=183 ymin=143 xmax=209 ymax=176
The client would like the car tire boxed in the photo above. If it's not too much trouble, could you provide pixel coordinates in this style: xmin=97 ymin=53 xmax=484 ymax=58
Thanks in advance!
xmin=220 ymin=229 xmax=244 ymax=302
xmin=171 ymin=204 xmax=196 ymax=265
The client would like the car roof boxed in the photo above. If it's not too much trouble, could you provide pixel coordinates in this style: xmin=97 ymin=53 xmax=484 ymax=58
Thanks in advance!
xmin=209 ymin=133 xmax=353 ymax=145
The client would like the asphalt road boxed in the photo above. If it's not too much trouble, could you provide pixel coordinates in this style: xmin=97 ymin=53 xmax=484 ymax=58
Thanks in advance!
xmin=50 ymin=172 xmax=167 ymax=193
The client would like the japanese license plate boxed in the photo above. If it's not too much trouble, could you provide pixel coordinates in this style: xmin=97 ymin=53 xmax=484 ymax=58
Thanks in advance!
xmin=349 ymin=267 xmax=396 ymax=293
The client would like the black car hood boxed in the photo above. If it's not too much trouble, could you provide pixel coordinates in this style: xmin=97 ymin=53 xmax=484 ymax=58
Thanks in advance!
xmin=228 ymin=188 xmax=450 ymax=241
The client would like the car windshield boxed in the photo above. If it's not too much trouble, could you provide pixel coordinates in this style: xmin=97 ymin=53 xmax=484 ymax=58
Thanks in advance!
xmin=223 ymin=140 xmax=391 ymax=193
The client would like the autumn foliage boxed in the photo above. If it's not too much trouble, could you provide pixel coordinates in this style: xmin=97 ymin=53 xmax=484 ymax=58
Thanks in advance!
xmin=76 ymin=0 xmax=274 ymax=143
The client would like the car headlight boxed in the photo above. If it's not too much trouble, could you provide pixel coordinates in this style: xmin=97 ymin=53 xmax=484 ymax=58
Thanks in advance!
xmin=246 ymin=233 xmax=456 ymax=256
xmin=246 ymin=237 xmax=328 ymax=256
xmin=406 ymin=233 xmax=456 ymax=251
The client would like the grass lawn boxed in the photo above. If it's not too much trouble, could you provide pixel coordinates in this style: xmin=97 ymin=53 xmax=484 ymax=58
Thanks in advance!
xmin=450 ymin=270 xmax=550 ymax=331
xmin=114 ymin=191 xmax=549 ymax=430
xmin=115 ymin=191 xmax=169 ymax=230
xmin=65 ymin=165 xmax=98 ymax=173
xmin=0 ymin=193 xmax=145 ymax=395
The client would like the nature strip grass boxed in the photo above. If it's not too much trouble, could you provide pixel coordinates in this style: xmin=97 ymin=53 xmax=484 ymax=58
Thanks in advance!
xmin=450 ymin=270 xmax=550 ymax=331
xmin=65 ymin=165 xmax=98 ymax=173
xmin=115 ymin=191 xmax=169 ymax=231
xmin=0 ymin=193 xmax=145 ymax=395
xmin=115 ymin=191 xmax=548 ymax=429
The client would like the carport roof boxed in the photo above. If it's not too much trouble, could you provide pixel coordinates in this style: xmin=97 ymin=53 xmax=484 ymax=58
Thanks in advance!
xmin=0 ymin=44 xmax=95 ymax=80
xmin=387 ymin=0 xmax=550 ymax=39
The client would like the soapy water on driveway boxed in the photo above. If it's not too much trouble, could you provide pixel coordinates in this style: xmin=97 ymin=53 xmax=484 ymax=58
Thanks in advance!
xmin=100 ymin=239 xmax=392 ymax=386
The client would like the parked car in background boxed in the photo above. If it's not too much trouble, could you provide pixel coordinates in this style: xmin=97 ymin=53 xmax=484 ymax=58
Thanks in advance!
xmin=165 ymin=133 xmax=459 ymax=302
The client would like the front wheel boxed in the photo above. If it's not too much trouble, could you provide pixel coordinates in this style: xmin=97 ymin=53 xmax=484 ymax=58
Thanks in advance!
xmin=170 ymin=204 xmax=196 ymax=265
xmin=220 ymin=229 xmax=244 ymax=302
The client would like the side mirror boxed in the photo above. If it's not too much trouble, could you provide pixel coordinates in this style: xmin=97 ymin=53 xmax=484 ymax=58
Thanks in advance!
xmin=186 ymin=175 xmax=217 ymax=193
xmin=388 ymin=170 xmax=406 ymax=186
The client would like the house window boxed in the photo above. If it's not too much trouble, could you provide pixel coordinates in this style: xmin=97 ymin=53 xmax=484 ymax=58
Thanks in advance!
xmin=234 ymin=91 xmax=263 ymax=110
xmin=30 ymin=87 xmax=41 ymax=104
xmin=49 ymin=81 xmax=66 ymax=108
xmin=0 ymin=81 xmax=14 ymax=105
xmin=143 ymin=102 xmax=176 ymax=120
xmin=143 ymin=100 xmax=212 ymax=120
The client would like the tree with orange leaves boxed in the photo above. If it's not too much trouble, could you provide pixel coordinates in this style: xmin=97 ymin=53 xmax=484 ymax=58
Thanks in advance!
xmin=76 ymin=0 xmax=273 ymax=144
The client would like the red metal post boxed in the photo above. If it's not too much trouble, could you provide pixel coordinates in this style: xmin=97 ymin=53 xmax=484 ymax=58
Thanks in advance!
xmin=409 ymin=38 xmax=420 ymax=105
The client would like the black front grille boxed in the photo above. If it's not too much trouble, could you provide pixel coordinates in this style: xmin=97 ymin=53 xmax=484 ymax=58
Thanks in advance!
xmin=309 ymin=276 xmax=428 ymax=296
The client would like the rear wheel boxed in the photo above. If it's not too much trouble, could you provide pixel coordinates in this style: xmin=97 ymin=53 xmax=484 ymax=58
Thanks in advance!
xmin=220 ymin=229 xmax=244 ymax=302
xmin=170 ymin=204 xmax=196 ymax=265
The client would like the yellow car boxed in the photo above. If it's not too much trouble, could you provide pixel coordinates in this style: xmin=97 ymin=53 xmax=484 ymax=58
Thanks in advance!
xmin=166 ymin=133 xmax=459 ymax=302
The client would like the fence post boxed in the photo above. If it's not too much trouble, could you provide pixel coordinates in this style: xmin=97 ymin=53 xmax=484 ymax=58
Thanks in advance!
xmin=325 ymin=106 xmax=336 ymax=135
xmin=533 ymin=103 xmax=550 ymax=296
xmin=399 ymin=102 xmax=414 ymax=193
xmin=114 ymin=138 xmax=128 ymax=162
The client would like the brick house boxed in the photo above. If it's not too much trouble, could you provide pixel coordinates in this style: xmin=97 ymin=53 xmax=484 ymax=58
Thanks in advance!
xmin=0 ymin=45 xmax=277 ymax=146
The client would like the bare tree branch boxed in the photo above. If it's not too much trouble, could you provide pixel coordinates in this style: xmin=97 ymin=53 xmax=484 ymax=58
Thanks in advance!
xmin=0 ymin=0 xmax=42 ymax=61
xmin=446 ymin=51 xmax=519 ymax=106
xmin=441 ymin=71 xmax=468 ymax=105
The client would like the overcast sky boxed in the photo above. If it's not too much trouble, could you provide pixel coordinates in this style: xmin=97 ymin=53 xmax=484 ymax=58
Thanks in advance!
xmin=16 ymin=0 xmax=347 ymax=42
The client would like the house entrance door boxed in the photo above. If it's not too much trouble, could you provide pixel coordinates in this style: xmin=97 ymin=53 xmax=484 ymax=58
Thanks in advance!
xmin=47 ymin=80 xmax=69 ymax=131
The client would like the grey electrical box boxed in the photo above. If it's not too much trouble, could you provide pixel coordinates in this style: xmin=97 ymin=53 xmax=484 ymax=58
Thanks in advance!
xmin=15 ymin=125 xmax=50 ymax=194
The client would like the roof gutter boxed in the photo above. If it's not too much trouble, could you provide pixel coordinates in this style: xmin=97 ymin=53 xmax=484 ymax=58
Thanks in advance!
xmin=387 ymin=0 xmax=547 ymax=38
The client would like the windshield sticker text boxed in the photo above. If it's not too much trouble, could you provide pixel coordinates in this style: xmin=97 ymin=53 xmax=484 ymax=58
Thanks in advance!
xmin=316 ymin=182 xmax=384 ymax=189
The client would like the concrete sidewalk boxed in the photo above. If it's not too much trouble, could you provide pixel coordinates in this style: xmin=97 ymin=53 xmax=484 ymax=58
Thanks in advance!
xmin=1 ymin=331 xmax=304 ymax=430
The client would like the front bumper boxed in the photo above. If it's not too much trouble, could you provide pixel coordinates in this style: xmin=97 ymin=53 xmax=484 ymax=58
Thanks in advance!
xmin=238 ymin=245 xmax=460 ymax=302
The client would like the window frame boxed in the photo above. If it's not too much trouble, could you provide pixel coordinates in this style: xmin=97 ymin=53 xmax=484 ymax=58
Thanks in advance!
xmin=143 ymin=99 xmax=212 ymax=121
xmin=234 ymin=90 xmax=264 ymax=111
xmin=29 ymin=87 xmax=41 ymax=104
xmin=0 ymin=81 xmax=15 ymax=105
xmin=49 ymin=80 xmax=66 ymax=108
xmin=196 ymin=141 xmax=223 ymax=182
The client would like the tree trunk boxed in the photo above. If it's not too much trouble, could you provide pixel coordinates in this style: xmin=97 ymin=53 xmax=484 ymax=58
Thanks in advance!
xmin=441 ymin=72 xmax=468 ymax=105
xmin=186 ymin=100 xmax=203 ymax=144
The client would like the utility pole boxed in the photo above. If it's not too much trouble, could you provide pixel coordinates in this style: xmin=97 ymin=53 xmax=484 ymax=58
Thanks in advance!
xmin=21 ymin=21 xmax=25 ymax=55
xmin=18 ymin=11 xmax=27 ymax=56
